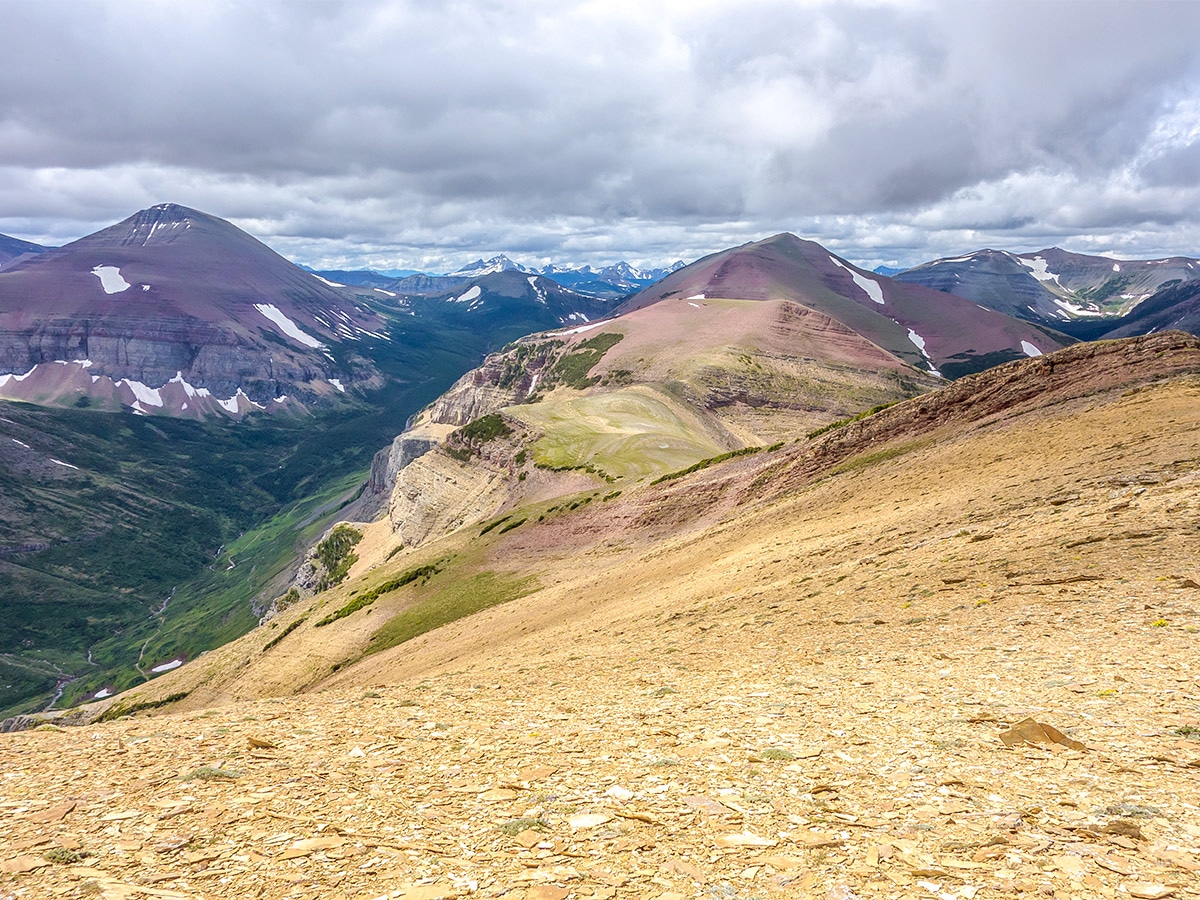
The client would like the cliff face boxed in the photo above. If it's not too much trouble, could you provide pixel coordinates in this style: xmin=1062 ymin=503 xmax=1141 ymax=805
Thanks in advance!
xmin=423 ymin=342 xmax=555 ymax=426
xmin=387 ymin=451 xmax=511 ymax=547
xmin=364 ymin=340 xmax=561 ymax=536
xmin=0 ymin=316 xmax=330 ymax=402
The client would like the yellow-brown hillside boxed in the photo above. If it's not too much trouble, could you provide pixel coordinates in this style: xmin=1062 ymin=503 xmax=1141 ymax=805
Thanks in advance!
xmin=2 ymin=333 xmax=1199 ymax=899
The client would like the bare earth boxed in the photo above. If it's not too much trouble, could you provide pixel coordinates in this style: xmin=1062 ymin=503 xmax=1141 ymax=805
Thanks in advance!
xmin=2 ymin=365 xmax=1199 ymax=899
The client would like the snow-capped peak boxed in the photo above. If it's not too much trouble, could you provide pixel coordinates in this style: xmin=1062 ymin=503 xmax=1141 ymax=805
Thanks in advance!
xmin=447 ymin=255 xmax=528 ymax=277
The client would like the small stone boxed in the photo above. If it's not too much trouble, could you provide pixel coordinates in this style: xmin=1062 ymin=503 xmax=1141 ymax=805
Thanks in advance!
xmin=480 ymin=788 xmax=519 ymax=801
xmin=1124 ymin=885 xmax=1174 ymax=900
xmin=514 ymin=829 xmax=542 ymax=848
xmin=716 ymin=831 xmax=777 ymax=848
xmin=606 ymin=785 xmax=633 ymax=801
xmin=1 ymin=855 xmax=51 ymax=874
xmin=568 ymin=812 xmax=612 ymax=830
xmin=29 ymin=800 xmax=77 ymax=823
xmin=348 ymin=745 xmax=366 ymax=757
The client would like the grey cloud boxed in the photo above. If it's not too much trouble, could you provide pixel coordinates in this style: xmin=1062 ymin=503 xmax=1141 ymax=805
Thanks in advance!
xmin=1 ymin=0 xmax=1199 ymax=271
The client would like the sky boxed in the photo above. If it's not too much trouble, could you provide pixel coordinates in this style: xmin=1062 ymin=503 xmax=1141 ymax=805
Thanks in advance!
xmin=2 ymin=0 xmax=1200 ymax=273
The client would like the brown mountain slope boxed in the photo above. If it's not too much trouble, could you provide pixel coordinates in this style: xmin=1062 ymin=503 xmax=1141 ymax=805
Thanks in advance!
xmin=620 ymin=233 xmax=1072 ymax=378
xmin=3 ymin=334 xmax=1199 ymax=899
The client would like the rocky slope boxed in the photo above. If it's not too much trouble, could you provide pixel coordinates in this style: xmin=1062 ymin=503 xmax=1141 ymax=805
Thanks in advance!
xmin=3 ymin=333 xmax=1198 ymax=900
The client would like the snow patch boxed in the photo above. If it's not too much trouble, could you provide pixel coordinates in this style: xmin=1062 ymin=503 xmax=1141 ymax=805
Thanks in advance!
xmin=93 ymin=688 xmax=112 ymax=700
xmin=1112 ymin=263 xmax=1121 ymax=273
xmin=91 ymin=265 xmax=132 ymax=294
xmin=50 ymin=458 xmax=79 ymax=470
xmin=829 ymin=257 xmax=885 ymax=304
xmin=151 ymin=658 xmax=183 ymax=673
xmin=1052 ymin=297 xmax=1103 ymax=317
xmin=254 ymin=303 xmax=325 ymax=349
xmin=452 ymin=285 xmax=482 ymax=304
xmin=906 ymin=328 xmax=942 ymax=378
xmin=687 ymin=293 xmax=706 ymax=300
xmin=142 ymin=284 xmax=151 ymax=292
xmin=547 ymin=318 xmax=616 ymax=336
xmin=118 ymin=379 xmax=164 ymax=408
xmin=0 ymin=365 xmax=38 ymax=388
xmin=1016 ymin=255 xmax=1063 ymax=287
xmin=688 ymin=302 xmax=701 ymax=308
xmin=169 ymin=371 xmax=211 ymax=399
xmin=11 ymin=438 xmax=30 ymax=449
xmin=328 ymin=378 xmax=346 ymax=393
xmin=312 ymin=274 xmax=346 ymax=288
xmin=1021 ymin=340 xmax=1043 ymax=357
xmin=215 ymin=389 xmax=263 ymax=414
xmin=373 ymin=287 xmax=397 ymax=297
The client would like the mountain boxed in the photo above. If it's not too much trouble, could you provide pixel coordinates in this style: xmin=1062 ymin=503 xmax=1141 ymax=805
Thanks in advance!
xmin=620 ymin=233 xmax=1070 ymax=379
xmin=403 ymin=269 xmax=614 ymax=328
xmin=0 ymin=204 xmax=386 ymax=416
xmin=896 ymin=247 xmax=1200 ymax=330
xmin=0 ymin=233 xmax=49 ymax=271
xmin=317 ymin=257 xmax=687 ymax=302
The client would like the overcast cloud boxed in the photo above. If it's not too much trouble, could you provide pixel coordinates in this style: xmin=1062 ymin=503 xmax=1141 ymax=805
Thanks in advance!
xmin=2 ymin=0 xmax=1199 ymax=271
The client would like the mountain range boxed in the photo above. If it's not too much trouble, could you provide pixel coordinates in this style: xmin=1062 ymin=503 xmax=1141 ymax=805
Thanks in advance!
xmin=0 ymin=206 xmax=613 ymax=418
xmin=317 ymin=254 xmax=687 ymax=301
xmin=2 ymin=204 xmax=1199 ymax=722
xmin=2 ymin=204 xmax=1198 ymax=899
xmin=895 ymin=246 xmax=1200 ymax=338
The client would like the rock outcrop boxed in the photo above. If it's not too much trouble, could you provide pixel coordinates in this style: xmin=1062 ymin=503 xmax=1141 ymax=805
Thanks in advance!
xmin=387 ymin=451 xmax=511 ymax=547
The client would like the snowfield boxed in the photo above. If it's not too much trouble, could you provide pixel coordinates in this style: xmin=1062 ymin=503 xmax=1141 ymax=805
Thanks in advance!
xmin=91 ymin=265 xmax=132 ymax=294
xmin=830 ymin=257 xmax=885 ymax=304
xmin=254 ymin=303 xmax=325 ymax=349
xmin=907 ymin=328 xmax=943 ymax=378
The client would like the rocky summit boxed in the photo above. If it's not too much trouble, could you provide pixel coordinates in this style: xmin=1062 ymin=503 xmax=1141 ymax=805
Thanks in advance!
xmin=2 ymin=332 xmax=1198 ymax=900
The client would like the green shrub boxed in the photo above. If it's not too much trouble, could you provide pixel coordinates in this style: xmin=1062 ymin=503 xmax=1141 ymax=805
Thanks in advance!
xmin=314 ymin=562 xmax=442 ymax=627
xmin=367 ymin=571 xmax=535 ymax=654
xmin=262 ymin=616 xmax=307 ymax=652
xmin=314 ymin=525 xmax=363 ymax=590
xmin=651 ymin=446 xmax=763 ymax=486
xmin=95 ymin=691 xmax=191 ymax=722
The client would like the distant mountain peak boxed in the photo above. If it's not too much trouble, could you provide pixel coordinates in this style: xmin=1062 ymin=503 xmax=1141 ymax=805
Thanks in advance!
xmin=448 ymin=254 xmax=526 ymax=277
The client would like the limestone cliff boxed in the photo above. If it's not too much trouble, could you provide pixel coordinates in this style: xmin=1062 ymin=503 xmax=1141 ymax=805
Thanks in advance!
xmin=387 ymin=450 xmax=512 ymax=547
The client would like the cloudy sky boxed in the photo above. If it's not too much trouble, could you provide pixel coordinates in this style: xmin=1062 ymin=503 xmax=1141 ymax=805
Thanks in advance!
xmin=2 ymin=0 xmax=1200 ymax=273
